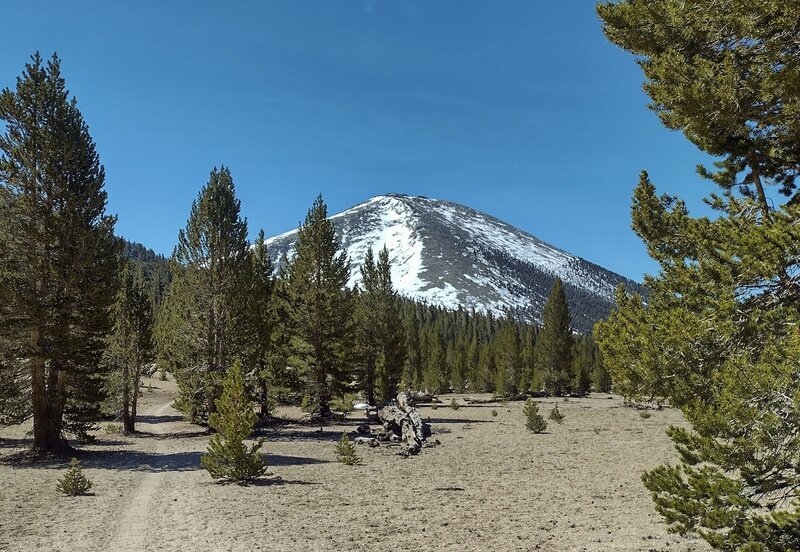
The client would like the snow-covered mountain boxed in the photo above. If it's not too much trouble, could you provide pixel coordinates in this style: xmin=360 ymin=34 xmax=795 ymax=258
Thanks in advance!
xmin=265 ymin=194 xmax=644 ymax=333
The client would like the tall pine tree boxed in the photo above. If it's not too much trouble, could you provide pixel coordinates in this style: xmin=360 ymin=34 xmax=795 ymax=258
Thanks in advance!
xmin=0 ymin=53 xmax=119 ymax=451
xmin=159 ymin=166 xmax=249 ymax=421
xmin=533 ymin=278 xmax=574 ymax=396
xmin=595 ymin=1 xmax=800 ymax=548
xmin=284 ymin=195 xmax=352 ymax=418
xmin=104 ymin=262 xmax=154 ymax=433
xmin=372 ymin=245 xmax=406 ymax=402
xmin=241 ymin=229 xmax=277 ymax=417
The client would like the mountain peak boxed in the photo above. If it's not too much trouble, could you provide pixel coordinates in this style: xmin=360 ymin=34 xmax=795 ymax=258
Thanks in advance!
xmin=265 ymin=194 xmax=642 ymax=332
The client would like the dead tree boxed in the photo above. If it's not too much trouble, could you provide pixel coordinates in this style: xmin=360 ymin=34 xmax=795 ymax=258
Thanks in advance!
xmin=378 ymin=392 xmax=431 ymax=456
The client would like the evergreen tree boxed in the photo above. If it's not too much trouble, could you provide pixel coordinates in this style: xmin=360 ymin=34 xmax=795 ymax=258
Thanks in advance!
xmin=523 ymin=399 xmax=546 ymax=433
xmin=242 ymin=229 xmax=277 ymax=418
xmin=354 ymin=248 xmax=380 ymax=405
xmin=104 ymin=262 xmax=154 ymax=433
xmin=56 ymin=458 xmax=93 ymax=496
xmin=0 ymin=53 xmax=119 ymax=451
xmin=284 ymin=195 xmax=352 ymax=418
xmin=334 ymin=432 xmax=362 ymax=466
xmin=154 ymin=259 xmax=202 ymax=417
xmin=161 ymin=166 xmax=249 ymax=421
xmin=200 ymin=360 xmax=267 ymax=483
xmin=421 ymin=328 xmax=446 ymax=393
xmin=533 ymin=278 xmax=574 ymax=396
xmin=493 ymin=322 xmax=520 ymax=397
xmin=374 ymin=246 xmax=406 ymax=402
xmin=520 ymin=325 xmax=538 ymax=392
xmin=402 ymin=304 xmax=422 ymax=389
xmin=571 ymin=335 xmax=594 ymax=396
xmin=595 ymin=1 xmax=800 ymax=548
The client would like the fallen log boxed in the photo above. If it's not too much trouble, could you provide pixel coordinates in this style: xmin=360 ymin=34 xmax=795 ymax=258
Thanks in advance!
xmin=378 ymin=392 xmax=432 ymax=456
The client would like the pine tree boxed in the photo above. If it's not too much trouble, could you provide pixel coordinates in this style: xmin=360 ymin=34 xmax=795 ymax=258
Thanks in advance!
xmin=533 ymin=278 xmax=574 ymax=396
xmin=571 ymin=335 xmax=594 ymax=396
xmin=523 ymin=399 xmax=546 ymax=433
xmin=548 ymin=403 xmax=565 ymax=424
xmin=104 ymin=262 xmax=154 ymax=433
xmin=595 ymin=2 xmax=800 ymax=548
xmin=494 ymin=321 xmax=521 ymax=397
xmin=374 ymin=246 xmax=406 ymax=402
xmin=421 ymin=328 xmax=446 ymax=393
xmin=402 ymin=305 xmax=422 ymax=389
xmin=242 ymin=229 xmax=277 ymax=418
xmin=334 ymin=432 xmax=362 ymax=466
xmin=355 ymin=247 xmax=380 ymax=405
xmin=162 ymin=166 xmax=249 ymax=420
xmin=56 ymin=458 xmax=93 ymax=496
xmin=200 ymin=360 xmax=267 ymax=484
xmin=284 ymin=195 xmax=352 ymax=418
xmin=154 ymin=259 xmax=203 ymax=418
xmin=0 ymin=53 xmax=120 ymax=451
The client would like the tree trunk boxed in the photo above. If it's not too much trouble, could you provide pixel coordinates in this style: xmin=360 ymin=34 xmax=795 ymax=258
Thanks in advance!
xmin=260 ymin=379 xmax=271 ymax=419
xmin=365 ymin=356 xmax=376 ymax=406
xmin=31 ymin=328 xmax=49 ymax=449
xmin=31 ymin=328 xmax=67 ymax=452
xmin=122 ymin=358 xmax=132 ymax=434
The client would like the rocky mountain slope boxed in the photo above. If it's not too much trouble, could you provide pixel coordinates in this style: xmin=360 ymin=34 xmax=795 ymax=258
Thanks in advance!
xmin=265 ymin=194 xmax=644 ymax=333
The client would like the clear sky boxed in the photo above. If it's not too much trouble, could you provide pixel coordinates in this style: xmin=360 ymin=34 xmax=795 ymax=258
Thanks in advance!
xmin=1 ymin=1 xmax=715 ymax=281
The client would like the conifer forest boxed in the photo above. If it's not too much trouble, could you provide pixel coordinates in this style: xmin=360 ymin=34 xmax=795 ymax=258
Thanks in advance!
xmin=1 ymin=1 xmax=798 ymax=551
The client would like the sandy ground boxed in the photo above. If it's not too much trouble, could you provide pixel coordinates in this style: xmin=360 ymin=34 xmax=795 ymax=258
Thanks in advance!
xmin=0 ymin=375 xmax=711 ymax=552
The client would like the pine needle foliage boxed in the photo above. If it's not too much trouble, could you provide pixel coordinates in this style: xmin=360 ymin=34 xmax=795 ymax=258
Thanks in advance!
xmin=284 ymin=195 xmax=353 ymax=418
xmin=595 ymin=1 xmax=800 ymax=548
xmin=56 ymin=458 xmax=93 ymax=496
xmin=0 ymin=53 xmax=120 ymax=450
xmin=523 ymin=399 xmax=547 ymax=433
xmin=334 ymin=432 xmax=362 ymax=466
xmin=200 ymin=361 xmax=267 ymax=484
xmin=548 ymin=404 xmax=565 ymax=424
xmin=160 ymin=167 xmax=250 ymax=422
xmin=533 ymin=278 xmax=574 ymax=396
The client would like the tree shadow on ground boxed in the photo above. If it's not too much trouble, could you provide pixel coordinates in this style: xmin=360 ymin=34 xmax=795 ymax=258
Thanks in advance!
xmin=136 ymin=429 xmax=211 ymax=440
xmin=136 ymin=414 xmax=184 ymax=424
xmin=2 ymin=448 xmax=328 ymax=472
xmin=0 ymin=437 xmax=33 ymax=449
xmin=249 ymin=477 xmax=321 ymax=487
xmin=255 ymin=428 xmax=351 ymax=443
xmin=422 ymin=417 xmax=492 ymax=424
xmin=267 ymin=453 xmax=329 ymax=466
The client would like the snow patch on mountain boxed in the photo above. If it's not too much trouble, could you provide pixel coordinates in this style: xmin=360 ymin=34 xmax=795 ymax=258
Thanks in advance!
xmin=264 ymin=193 xmax=644 ymax=332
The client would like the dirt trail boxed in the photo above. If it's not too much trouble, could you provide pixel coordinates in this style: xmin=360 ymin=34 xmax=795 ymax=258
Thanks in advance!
xmin=104 ymin=399 xmax=178 ymax=551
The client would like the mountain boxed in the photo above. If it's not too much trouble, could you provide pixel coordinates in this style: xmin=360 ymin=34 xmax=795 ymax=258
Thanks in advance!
xmin=266 ymin=193 xmax=644 ymax=333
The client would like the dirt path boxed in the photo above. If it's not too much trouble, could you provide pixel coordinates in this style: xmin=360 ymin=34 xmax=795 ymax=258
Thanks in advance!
xmin=104 ymin=399 xmax=179 ymax=551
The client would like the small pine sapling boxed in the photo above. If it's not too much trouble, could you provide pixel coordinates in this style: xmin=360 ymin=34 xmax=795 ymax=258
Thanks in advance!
xmin=57 ymin=458 xmax=93 ymax=496
xmin=200 ymin=361 xmax=268 ymax=484
xmin=549 ymin=404 xmax=565 ymax=424
xmin=450 ymin=398 xmax=461 ymax=410
xmin=639 ymin=410 xmax=651 ymax=419
xmin=334 ymin=432 xmax=362 ymax=465
xmin=523 ymin=399 xmax=547 ymax=433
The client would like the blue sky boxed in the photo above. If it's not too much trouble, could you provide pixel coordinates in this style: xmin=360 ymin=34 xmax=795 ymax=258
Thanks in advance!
xmin=1 ymin=1 xmax=715 ymax=281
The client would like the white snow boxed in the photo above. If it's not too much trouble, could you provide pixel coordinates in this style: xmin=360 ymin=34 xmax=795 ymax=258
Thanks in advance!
xmin=262 ymin=193 xmax=626 ymax=323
